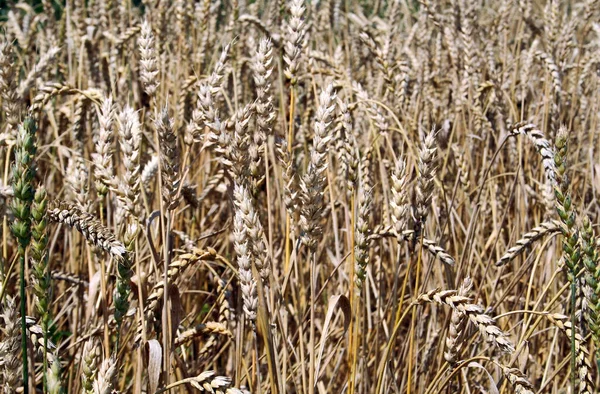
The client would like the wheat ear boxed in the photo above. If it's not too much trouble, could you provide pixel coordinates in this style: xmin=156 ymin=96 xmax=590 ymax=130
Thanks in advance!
xmin=390 ymin=159 xmax=409 ymax=233
xmin=0 ymin=296 xmax=22 ymax=392
xmin=47 ymin=200 xmax=127 ymax=259
xmin=81 ymin=339 xmax=100 ymax=394
xmin=233 ymin=184 xmax=259 ymax=323
xmin=138 ymin=19 xmax=159 ymax=97
xmin=581 ymin=215 xmax=600 ymax=370
xmin=135 ymin=248 xmax=227 ymax=344
xmin=369 ymin=226 xmax=455 ymax=266
xmin=497 ymin=220 xmax=562 ymax=266
xmin=509 ymin=122 xmax=556 ymax=210
xmin=175 ymin=322 xmax=232 ymax=347
xmin=283 ymin=0 xmax=307 ymax=85
xmin=156 ymin=106 xmax=180 ymax=211
xmin=233 ymin=183 xmax=270 ymax=283
xmin=92 ymin=357 xmax=117 ymax=394
xmin=546 ymin=313 xmax=594 ymax=394
xmin=91 ymin=96 xmax=116 ymax=197
xmin=444 ymin=277 xmax=472 ymax=366
xmin=354 ymin=185 xmax=373 ymax=289
xmin=10 ymin=117 xmax=37 ymax=389
xmin=299 ymin=84 xmax=336 ymax=250
xmin=414 ymin=130 xmax=437 ymax=239
xmin=417 ymin=288 xmax=514 ymax=353
xmin=115 ymin=106 xmax=142 ymax=219
xmin=251 ymin=37 xmax=275 ymax=180
xmin=501 ymin=366 xmax=535 ymax=394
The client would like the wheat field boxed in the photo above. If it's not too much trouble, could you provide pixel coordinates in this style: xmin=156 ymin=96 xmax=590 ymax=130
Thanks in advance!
xmin=1 ymin=0 xmax=600 ymax=393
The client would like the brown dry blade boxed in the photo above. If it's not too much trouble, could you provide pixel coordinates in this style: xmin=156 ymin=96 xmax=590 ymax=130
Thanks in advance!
xmin=169 ymin=286 xmax=183 ymax=347
xmin=315 ymin=294 xmax=351 ymax=383
xmin=145 ymin=210 xmax=162 ymax=268
xmin=466 ymin=361 xmax=500 ymax=394
xmin=146 ymin=339 xmax=162 ymax=394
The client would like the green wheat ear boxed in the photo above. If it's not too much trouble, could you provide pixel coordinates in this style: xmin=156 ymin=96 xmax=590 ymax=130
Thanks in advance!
xmin=581 ymin=215 xmax=600 ymax=371
xmin=553 ymin=126 xmax=581 ymax=393
xmin=31 ymin=187 xmax=53 ymax=390
xmin=10 ymin=116 xmax=37 ymax=394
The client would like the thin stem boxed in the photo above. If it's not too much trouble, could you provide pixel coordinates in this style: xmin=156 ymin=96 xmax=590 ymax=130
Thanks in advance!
xmin=98 ymin=199 xmax=110 ymax=357
xmin=309 ymin=252 xmax=316 ymax=394
xmin=407 ymin=236 xmax=424 ymax=394
xmin=570 ymin=279 xmax=576 ymax=392
xmin=19 ymin=251 xmax=28 ymax=394
xmin=284 ymin=86 xmax=295 ymax=273
xmin=348 ymin=191 xmax=356 ymax=393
